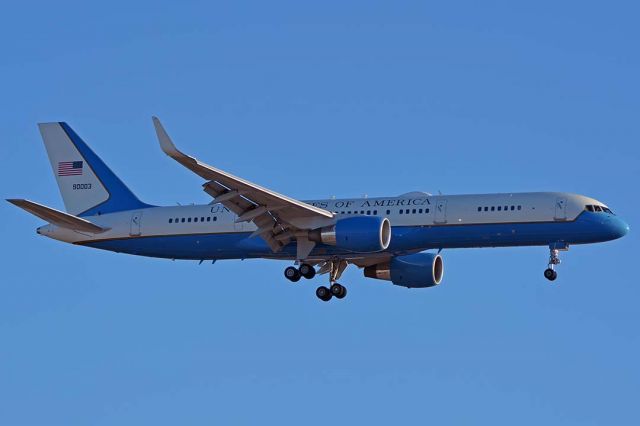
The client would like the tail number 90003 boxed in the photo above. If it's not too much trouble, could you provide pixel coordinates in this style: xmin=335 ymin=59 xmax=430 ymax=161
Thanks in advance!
xmin=72 ymin=183 xmax=92 ymax=190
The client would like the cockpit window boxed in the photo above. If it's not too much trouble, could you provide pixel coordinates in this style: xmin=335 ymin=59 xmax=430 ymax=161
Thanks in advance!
xmin=585 ymin=204 xmax=614 ymax=214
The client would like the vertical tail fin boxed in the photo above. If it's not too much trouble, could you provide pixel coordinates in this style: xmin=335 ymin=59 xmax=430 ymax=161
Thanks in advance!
xmin=38 ymin=122 xmax=151 ymax=216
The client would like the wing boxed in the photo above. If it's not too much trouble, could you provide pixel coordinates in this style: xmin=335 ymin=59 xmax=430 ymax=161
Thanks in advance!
xmin=152 ymin=117 xmax=335 ymax=258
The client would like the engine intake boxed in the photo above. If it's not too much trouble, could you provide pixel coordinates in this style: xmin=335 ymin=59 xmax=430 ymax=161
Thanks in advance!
xmin=309 ymin=216 xmax=391 ymax=252
xmin=364 ymin=253 xmax=444 ymax=288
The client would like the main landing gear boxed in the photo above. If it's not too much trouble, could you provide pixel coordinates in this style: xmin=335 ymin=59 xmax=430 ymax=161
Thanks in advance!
xmin=284 ymin=259 xmax=349 ymax=302
xmin=314 ymin=259 xmax=349 ymax=302
xmin=544 ymin=244 xmax=568 ymax=282
xmin=315 ymin=283 xmax=347 ymax=302
xmin=284 ymin=263 xmax=316 ymax=282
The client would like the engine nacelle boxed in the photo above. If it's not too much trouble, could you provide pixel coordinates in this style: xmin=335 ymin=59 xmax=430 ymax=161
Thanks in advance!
xmin=309 ymin=216 xmax=391 ymax=252
xmin=364 ymin=253 xmax=444 ymax=288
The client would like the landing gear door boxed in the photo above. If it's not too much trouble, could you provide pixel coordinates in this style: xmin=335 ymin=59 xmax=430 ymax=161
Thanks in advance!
xmin=554 ymin=197 xmax=567 ymax=221
xmin=434 ymin=199 xmax=447 ymax=223
xmin=130 ymin=210 xmax=143 ymax=236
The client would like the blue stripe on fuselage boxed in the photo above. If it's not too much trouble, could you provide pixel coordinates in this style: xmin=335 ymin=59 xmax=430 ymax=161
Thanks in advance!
xmin=80 ymin=212 xmax=625 ymax=260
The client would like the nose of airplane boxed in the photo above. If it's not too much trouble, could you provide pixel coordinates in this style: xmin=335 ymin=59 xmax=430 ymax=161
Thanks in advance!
xmin=607 ymin=216 xmax=630 ymax=240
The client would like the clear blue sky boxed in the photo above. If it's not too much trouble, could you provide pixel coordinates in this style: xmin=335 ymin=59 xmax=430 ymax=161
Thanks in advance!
xmin=1 ymin=1 xmax=638 ymax=424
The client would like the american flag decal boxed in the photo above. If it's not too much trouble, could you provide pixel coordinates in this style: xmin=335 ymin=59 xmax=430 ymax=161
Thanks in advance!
xmin=58 ymin=161 xmax=83 ymax=176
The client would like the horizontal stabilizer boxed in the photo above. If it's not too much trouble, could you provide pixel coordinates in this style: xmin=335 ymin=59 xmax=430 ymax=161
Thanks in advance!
xmin=7 ymin=199 xmax=109 ymax=234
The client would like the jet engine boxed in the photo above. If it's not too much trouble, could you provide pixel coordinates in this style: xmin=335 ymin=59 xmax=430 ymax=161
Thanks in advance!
xmin=309 ymin=216 xmax=391 ymax=252
xmin=364 ymin=253 xmax=444 ymax=288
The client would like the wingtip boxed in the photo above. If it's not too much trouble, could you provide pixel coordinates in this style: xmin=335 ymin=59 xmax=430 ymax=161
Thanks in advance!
xmin=152 ymin=116 xmax=182 ymax=158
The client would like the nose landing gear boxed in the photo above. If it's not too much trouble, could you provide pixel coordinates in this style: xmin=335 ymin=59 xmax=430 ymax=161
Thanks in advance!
xmin=544 ymin=267 xmax=558 ymax=281
xmin=544 ymin=244 xmax=568 ymax=282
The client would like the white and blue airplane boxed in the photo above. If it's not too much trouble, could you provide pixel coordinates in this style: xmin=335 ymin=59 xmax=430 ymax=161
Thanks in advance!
xmin=9 ymin=118 xmax=630 ymax=301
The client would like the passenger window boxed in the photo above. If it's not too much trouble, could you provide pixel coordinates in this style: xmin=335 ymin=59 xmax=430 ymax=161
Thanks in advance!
xmin=361 ymin=210 xmax=365 ymax=215
xmin=491 ymin=206 xmax=495 ymax=211
xmin=419 ymin=209 xmax=423 ymax=214
xmin=399 ymin=210 xmax=403 ymax=214
xmin=169 ymin=218 xmax=173 ymax=223
xmin=412 ymin=209 xmax=416 ymax=214
xmin=175 ymin=218 xmax=179 ymax=223
xmin=367 ymin=210 xmax=371 ymax=215
xmin=386 ymin=210 xmax=390 ymax=215
xmin=201 ymin=217 xmax=205 ymax=222
xmin=426 ymin=208 xmax=430 ymax=213
xmin=497 ymin=206 xmax=502 ymax=211
xmin=214 ymin=216 xmax=217 ymax=221
xmin=477 ymin=207 xmax=482 ymax=212
xmin=517 ymin=205 xmax=522 ymax=210
xmin=207 ymin=217 xmax=211 ymax=222
xmin=373 ymin=210 xmax=378 ymax=215
xmin=188 ymin=218 xmax=192 ymax=222
xmin=348 ymin=211 xmax=352 ymax=214
xmin=181 ymin=218 xmax=185 ymax=223
xmin=194 ymin=217 xmax=198 ymax=222
xmin=484 ymin=207 xmax=488 ymax=212
xmin=504 ymin=206 xmax=508 ymax=211
xmin=510 ymin=206 xmax=515 ymax=211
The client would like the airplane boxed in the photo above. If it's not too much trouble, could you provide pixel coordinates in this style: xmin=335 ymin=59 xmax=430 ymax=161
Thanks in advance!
xmin=8 ymin=118 xmax=630 ymax=301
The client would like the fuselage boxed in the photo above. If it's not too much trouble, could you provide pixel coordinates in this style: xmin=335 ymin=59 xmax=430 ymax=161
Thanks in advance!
xmin=37 ymin=191 xmax=629 ymax=261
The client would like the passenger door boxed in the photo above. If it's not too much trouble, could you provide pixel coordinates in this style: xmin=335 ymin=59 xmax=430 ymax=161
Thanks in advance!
xmin=554 ymin=197 xmax=567 ymax=221
xmin=434 ymin=199 xmax=447 ymax=223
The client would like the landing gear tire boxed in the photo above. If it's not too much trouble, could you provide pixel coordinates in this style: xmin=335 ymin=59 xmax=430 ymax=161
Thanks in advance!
xmin=316 ymin=286 xmax=332 ymax=302
xmin=330 ymin=283 xmax=347 ymax=299
xmin=544 ymin=268 xmax=557 ymax=281
xmin=299 ymin=263 xmax=316 ymax=279
xmin=284 ymin=266 xmax=301 ymax=282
